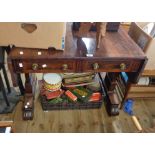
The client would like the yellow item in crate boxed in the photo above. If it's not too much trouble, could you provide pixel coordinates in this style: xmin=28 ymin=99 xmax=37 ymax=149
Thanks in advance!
xmin=43 ymin=73 xmax=62 ymax=91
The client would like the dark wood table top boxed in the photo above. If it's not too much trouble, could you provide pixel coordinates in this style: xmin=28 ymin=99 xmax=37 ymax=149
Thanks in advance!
xmin=9 ymin=23 xmax=146 ymax=60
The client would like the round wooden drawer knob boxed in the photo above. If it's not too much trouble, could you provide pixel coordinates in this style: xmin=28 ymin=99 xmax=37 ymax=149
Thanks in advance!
xmin=62 ymin=64 xmax=68 ymax=71
xmin=32 ymin=63 xmax=39 ymax=70
xmin=93 ymin=63 xmax=99 ymax=70
xmin=120 ymin=63 xmax=126 ymax=70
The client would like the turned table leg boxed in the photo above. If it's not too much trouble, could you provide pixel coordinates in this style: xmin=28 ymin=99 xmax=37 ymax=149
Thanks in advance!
xmin=23 ymin=73 xmax=34 ymax=120
xmin=25 ymin=73 xmax=32 ymax=94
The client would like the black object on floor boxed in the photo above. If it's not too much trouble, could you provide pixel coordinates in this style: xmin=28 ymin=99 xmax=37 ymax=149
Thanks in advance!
xmin=0 ymin=87 xmax=20 ymax=114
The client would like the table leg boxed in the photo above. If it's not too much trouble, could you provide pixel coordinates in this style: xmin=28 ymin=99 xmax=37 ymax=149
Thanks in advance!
xmin=25 ymin=73 xmax=32 ymax=94
xmin=16 ymin=73 xmax=25 ymax=95
xmin=23 ymin=73 xmax=34 ymax=120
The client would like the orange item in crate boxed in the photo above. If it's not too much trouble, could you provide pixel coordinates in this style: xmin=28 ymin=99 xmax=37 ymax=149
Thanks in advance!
xmin=65 ymin=90 xmax=77 ymax=102
xmin=89 ymin=92 xmax=101 ymax=102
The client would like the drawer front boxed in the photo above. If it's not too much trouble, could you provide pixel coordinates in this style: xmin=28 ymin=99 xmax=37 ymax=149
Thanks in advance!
xmin=82 ymin=60 xmax=140 ymax=72
xmin=13 ymin=59 xmax=76 ymax=73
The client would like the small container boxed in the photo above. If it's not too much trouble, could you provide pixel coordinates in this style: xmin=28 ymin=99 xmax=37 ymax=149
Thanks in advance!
xmin=43 ymin=73 xmax=62 ymax=91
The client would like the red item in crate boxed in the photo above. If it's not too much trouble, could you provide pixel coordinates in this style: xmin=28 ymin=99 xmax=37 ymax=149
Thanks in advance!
xmin=65 ymin=90 xmax=77 ymax=102
xmin=89 ymin=92 xmax=101 ymax=102
xmin=45 ymin=89 xmax=64 ymax=100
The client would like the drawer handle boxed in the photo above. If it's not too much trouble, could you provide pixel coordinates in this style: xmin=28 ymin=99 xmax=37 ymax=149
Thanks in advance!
xmin=32 ymin=63 xmax=39 ymax=70
xmin=93 ymin=63 xmax=99 ymax=70
xmin=62 ymin=64 xmax=68 ymax=71
xmin=120 ymin=63 xmax=126 ymax=70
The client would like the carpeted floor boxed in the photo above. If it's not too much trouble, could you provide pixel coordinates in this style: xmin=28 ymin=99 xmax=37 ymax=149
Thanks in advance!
xmin=0 ymin=88 xmax=20 ymax=114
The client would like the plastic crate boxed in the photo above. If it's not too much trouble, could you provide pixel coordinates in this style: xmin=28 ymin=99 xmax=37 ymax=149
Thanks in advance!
xmin=40 ymin=95 xmax=104 ymax=111
xmin=40 ymin=74 xmax=105 ymax=111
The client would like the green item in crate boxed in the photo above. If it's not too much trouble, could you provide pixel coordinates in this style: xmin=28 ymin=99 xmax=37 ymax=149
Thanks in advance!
xmin=48 ymin=97 xmax=63 ymax=104
xmin=73 ymin=88 xmax=88 ymax=97
xmin=72 ymin=87 xmax=92 ymax=102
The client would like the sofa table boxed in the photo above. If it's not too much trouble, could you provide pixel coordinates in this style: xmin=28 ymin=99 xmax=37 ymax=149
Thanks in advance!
xmin=8 ymin=23 xmax=147 ymax=119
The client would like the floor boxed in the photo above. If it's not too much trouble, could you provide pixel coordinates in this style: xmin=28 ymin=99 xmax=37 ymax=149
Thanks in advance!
xmin=0 ymin=97 xmax=154 ymax=133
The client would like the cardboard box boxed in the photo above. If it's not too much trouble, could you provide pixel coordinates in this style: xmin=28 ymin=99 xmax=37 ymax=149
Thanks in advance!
xmin=0 ymin=22 xmax=66 ymax=50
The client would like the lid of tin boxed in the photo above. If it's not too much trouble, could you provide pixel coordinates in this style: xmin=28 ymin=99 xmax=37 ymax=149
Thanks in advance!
xmin=43 ymin=73 xmax=62 ymax=85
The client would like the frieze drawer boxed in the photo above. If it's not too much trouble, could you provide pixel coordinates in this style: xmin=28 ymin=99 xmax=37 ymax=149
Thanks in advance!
xmin=82 ymin=60 xmax=141 ymax=72
xmin=13 ymin=59 xmax=77 ymax=73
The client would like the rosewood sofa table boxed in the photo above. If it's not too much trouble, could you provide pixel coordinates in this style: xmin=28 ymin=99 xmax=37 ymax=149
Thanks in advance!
xmin=8 ymin=24 xmax=147 ymax=120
